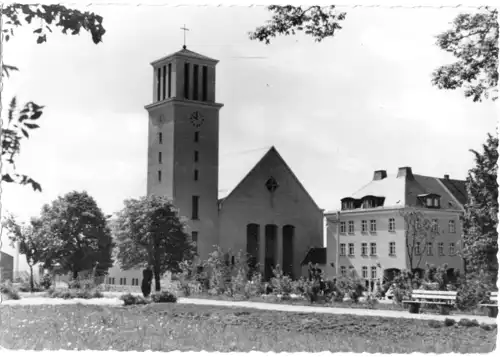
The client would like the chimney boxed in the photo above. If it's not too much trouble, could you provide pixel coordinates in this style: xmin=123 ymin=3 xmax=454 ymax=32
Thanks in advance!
xmin=444 ymin=174 xmax=450 ymax=180
xmin=373 ymin=170 xmax=387 ymax=181
xmin=397 ymin=166 xmax=414 ymax=180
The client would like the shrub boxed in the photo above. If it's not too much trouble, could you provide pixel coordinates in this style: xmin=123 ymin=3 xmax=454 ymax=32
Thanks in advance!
xmin=244 ymin=272 xmax=264 ymax=298
xmin=391 ymin=270 xmax=413 ymax=303
xmin=336 ymin=275 xmax=365 ymax=303
xmin=444 ymin=318 xmax=456 ymax=326
xmin=40 ymin=274 xmax=53 ymax=290
xmin=428 ymin=320 xmax=442 ymax=328
xmin=364 ymin=294 xmax=378 ymax=309
xmin=456 ymin=270 xmax=493 ymax=311
xmin=120 ymin=293 xmax=150 ymax=306
xmin=480 ymin=323 xmax=495 ymax=331
xmin=458 ymin=318 xmax=480 ymax=327
xmin=0 ymin=281 xmax=21 ymax=300
xmin=151 ymin=290 xmax=177 ymax=303
xmin=50 ymin=288 xmax=103 ymax=299
xmin=231 ymin=266 xmax=248 ymax=297
xmin=270 ymin=265 xmax=293 ymax=296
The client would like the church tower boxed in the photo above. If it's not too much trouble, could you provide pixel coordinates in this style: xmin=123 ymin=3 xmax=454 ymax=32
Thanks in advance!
xmin=144 ymin=46 xmax=223 ymax=259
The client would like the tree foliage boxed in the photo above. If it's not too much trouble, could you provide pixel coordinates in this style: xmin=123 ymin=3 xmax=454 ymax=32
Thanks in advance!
xmin=432 ymin=8 xmax=499 ymax=102
xmin=2 ymin=213 xmax=43 ymax=291
xmin=35 ymin=191 xmax=114 ymax=279
xmin=113 ymin=195 xmax=196 ymax=292
xmin=1 ymin=4 xmax=106 ymax=191
xmin=461 ymin=133 xmax=498 ymax=286
xmin=249 ymin=5 xmax=346 ymax=44
xmin=400 ymin=209 xmax=440 ymax=273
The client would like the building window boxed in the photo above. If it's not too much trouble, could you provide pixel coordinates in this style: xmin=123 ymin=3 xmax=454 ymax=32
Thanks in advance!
xmin=361 ymin=220 xmax=368 ymax=233
xmin=167 ymin=63 xmax=172 ymax=97
xmin=156 ymin=67 xmax=161 ymax=101
xmin=193 ymin=64 xmax=199 ymax=100
xmin=194 ymin=151 xmax=199 ymax=162
xmin=108 ymin=277 xmax=115 ymax=285
xmin=158 ymin=132 xmax=163 ymax=144
xmin=349 ymin=265 xmax=355 ymax=277
xmin=415 ymin=242 xmax=421 ymax=255
xmin=449 ymin=220 xmax=456 ymax=233
xmin=432 ymin=219 xmax=439 ymax=233
xmin=427 ymin=242 xmax=433 ymax=256
xmin=194 ymin=169 xmax=199 ymax=181
xmin=158 ymin=170 xmax=162 ymax=182
xmin=192 ymin=196 xmax=199 ymax=219
xmin=362 ymin=266 xmax=368 ymax=279
xmin=371 ymin=266 xmax=377 ymax=280
xmin=361 ymin=242 xmax=368 ymax=256
xmin=265 ymin=177 xmax=279 ymax=193
xmin=184 ymin=62 xmax=190 ymax=99
xmin=388 ymin=218 xmax=395 ymax=232
xmin=370 ymin=220 xmax=377 ymax=233
xmin=348 ymin=220 xmax=354 ymax=234
xmin=370 ymin=242 xmax=377 ymax=256
xmin=194 ymin=131 xmax=199 ymax=142
xmin=433 ymin=198 xmax=440 ymax=207
xmin=202 ymin=65 xmax=208 ymax=101
xmin=438 ymin=242 xmax=445 ymax=256
xmin=162 ymin=65 xmax=166 ymax=100
xmin=389 ymin=241 xmax=396 ymax=256
xmin=158 ymin=152 xmax=162 ymax=164
xmin=340 ymin=266 xmax=346 ymax=276
xmin=449 ymin=242 xmax=456 ymax=255
xmin=340 ymin=243 xmax=346 ymax=256
xmin=348 ymin=243 xmax=355 ymax=256
xmin=119 ymin=278 xmax=127 ymax=285
xmin=340 ymin=222 xmax=346 ymax=234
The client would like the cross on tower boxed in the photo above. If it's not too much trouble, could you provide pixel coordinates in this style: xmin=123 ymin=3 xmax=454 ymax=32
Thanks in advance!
xmin=180 ymin=24 xmax=189 ymax=49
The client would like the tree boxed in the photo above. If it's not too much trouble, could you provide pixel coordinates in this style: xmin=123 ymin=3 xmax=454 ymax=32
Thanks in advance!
xmin=432 ymin=8 xmax=498 ymax=102
xmin=113 ymin=195 xmax=196 ymax=292
xmin=36 ymin=191 xmax=114 ymax=279
xmin=1 ymin=4 xmax=106 ymax=191
xmin=2 ymin=214 xmax=43 ymax=292
xmin=400 ymin=209 xmax=440 ymax=276
xmin=461 ymin=133 xmax=498 ymax=285
xmin=249 ymin=5 xmax=346 ymax=44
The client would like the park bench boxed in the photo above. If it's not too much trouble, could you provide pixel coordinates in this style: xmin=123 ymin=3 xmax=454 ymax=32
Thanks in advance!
xmin=402 ymin=289 xmax=457 ymax=315
xmin=479 ymin=292 xmax=498 ymax=318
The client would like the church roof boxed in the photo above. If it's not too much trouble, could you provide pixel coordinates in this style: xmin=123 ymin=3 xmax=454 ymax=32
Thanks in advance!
xmin=151 ymin=47 xmax=219 ymax=66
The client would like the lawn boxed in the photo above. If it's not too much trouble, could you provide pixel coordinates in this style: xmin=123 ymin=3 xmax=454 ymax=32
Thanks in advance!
xmin=0 ymin=303 xmax=496 ymax=352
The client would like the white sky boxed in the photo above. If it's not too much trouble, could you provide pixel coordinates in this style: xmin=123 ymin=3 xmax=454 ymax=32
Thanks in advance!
xmin=1 ymin=1 xmax=498 ymax=260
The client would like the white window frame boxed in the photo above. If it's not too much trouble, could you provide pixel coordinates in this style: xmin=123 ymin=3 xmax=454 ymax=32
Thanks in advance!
xmin=361 ymin=242 xmax=368 ymax=256
xmin=370 ymin=242 xmax=377 ymax=256
xmin=438 ymin=242 xmax=445 ymax=256
xmin=427 ymin=242 xmax=433 ymax=256
xmin=388 ymin=218 xmax=396 ymax=232
xmin=362 ymin=266 xmax=368 ymax=278
xmin=415 ymin=242 xmax=421 ymax=255
xmin=340 ymin=221 xmax=346 ymax=234
xmin=348 ymin=243 xmax=355 ymax=256
xmin=370 ymin=219 xmax=377 ymax=233
xmin=449 ymin=220 xmax=456 ymax=233
xmin=361 ymin=220 xmax=368 ymax=233
xmin=371 ymin=266 xmax=377 ymax=279
xmin=389 ymin=241 xmax=396 ymax=256
xmin=348 ymin=220 xmax=355 ymax=234
xmin=432 ymin=219 xmax=439 ymax=233
xmin=449 ymin=242 xmax=456 ymax=255
xmin=340 ymin=243 xmax=346 ymax=256
xmin=340 ymin=266 xmax=346 ymax=276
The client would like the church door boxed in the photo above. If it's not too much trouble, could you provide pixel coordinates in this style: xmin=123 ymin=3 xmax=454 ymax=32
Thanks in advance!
xmin=246 ymin=224 xmax=260 ymax=276
xmin=282 ymin=225 xmax=295 ymax=279
xmin=264 ymin=224 xmax=278 ymax=281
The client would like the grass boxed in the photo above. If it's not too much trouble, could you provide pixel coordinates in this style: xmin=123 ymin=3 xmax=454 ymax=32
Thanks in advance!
xmin=0 ymin=303 xmax=496 ymax=352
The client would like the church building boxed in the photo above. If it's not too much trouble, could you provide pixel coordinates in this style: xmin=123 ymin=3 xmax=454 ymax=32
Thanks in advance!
xmin=106 ymin=46 xmax=324 ymax=283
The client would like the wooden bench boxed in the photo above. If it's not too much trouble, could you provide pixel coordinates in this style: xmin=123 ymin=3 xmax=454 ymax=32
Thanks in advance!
xmin=402 ymin=289 xmax=457 ymax=315
xmin=479 ymin=292 xmax=498 ymax=318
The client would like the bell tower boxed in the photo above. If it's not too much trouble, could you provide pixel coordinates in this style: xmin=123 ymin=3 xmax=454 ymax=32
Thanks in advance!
xmin=144 ymin=46 xmax=223 ymax=259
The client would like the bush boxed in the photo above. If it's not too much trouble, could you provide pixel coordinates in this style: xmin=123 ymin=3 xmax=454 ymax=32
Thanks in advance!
xmin=244 ymin=272 xmax=264 ymax=298
xmin=0 ymin=281 xmax=21 ymax=300
xmin=391 ymin=270 xmax=413 ymax=303
xmin=50 ymin=288 xmax=103 ymax=299
xmin=151 ymin=290 xmax=177 ymax=303
xmin=480 ymin=323 xmax=495 ymax=331
xmin=40 ymin=274 xmax=52 ymax=290
xmin=428 ymin=320 xmax=442 ymax=328
xmin=456 ymin=271 xmax=493 ymax=310
xmin=444 ymin=318 xmax=456 ymax=326
xmin=364 ymin=294 xmax=378 ymax=309
xmin=270 ymin=265 xmax=293 ymax=296
xmin=336 ymin=275 xmax=365 ymax=303
xmin=120 ymin=293 xmax=150 ymax=306
xmin=458 ymin=318 xmax=480 ymax=327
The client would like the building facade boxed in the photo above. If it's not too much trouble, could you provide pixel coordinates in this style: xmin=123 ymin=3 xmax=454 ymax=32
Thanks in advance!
xmin=0 ymin=251 xmax=14 ymax=283
xmin=325 ymin=167 xmax=466 ymax=290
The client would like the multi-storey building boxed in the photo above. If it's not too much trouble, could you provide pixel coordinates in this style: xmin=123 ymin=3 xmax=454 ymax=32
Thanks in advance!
xmin=325 ymin=167 xmax=466 ymax=290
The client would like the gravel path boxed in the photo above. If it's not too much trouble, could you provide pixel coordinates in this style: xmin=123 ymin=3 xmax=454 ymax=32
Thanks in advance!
xmin=2 ymin=294 xmax=497 ymax=325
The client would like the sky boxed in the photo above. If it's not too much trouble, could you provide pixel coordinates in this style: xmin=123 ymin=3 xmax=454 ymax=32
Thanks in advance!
xmin=0 ymin=2 xmax=497 ymax=262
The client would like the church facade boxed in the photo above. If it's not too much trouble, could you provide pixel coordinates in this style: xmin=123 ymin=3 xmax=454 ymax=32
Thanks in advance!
xmin=105 ymin=46 xmax=324 ymax=284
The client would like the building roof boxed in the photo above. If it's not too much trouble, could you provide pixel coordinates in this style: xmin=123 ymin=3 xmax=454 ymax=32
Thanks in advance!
xmin=301 ymin=247 xmax=327 ymax=266
xmin=151 ymin=47 xmax=219 ymax=66
xmin=337 ymin=169 xmax=466 ymax=212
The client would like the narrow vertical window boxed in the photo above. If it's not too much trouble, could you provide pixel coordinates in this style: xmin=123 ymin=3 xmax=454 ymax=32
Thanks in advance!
xmin=194 ymin=169 xmax=199 ymax=181
xmin=340 ymin=243 xmax=346 ymax=256
xmin=167 ymin=63 xmax=172 ymax=97
xmin=194 ymin=150 xmax=199 ymax=162
xmin=158 ymin=170 xmax=162 ymax=182
xmin=156 ymin=67 xmax=161 ymax=101
xmin=158 ymin=152 xmax=162 ymax=164
xmin=184 ymin=62 xmax=190 ymax=99
xmin=194 ymin=131 xmax=199 ymax=142
xmin=371 ymin=266 xmax=377 ymax=280
xmin=370 ymin=242 xmax=377 ymax=256
xmin=158 ymin=132 xmax=163 ymax=144
xmin=162 ymin=65 xmax=166 ymax=100
xmin=202 ymin=65 xmax=208 ymax=101
xmin=193 ymin=64 xmax=199 ymax=100
xmin=348 ymin=220 xmax=354 ymax=234
xmin=389 ymin=242 xmax=396 ymax=256
xmin=340 ymin=222 xmax=346 ymax=234
xmin=192 ymin=195 xmax=199 ymax=219
xmin=192 ymin=231 xmax=198 ymax=244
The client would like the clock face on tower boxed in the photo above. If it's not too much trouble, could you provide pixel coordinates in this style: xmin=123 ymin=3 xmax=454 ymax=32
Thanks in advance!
xmin=190 ymin=111 xmax=205 ymax=128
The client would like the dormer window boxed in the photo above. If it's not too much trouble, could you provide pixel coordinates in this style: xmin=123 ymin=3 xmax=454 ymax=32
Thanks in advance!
xmin=341 ymin=198 xmax=355 ymax=210
xmin=362 ymin=196 xmax=385 ymax=209
xmin=419 ymin=194 xmax=441 ymax=208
